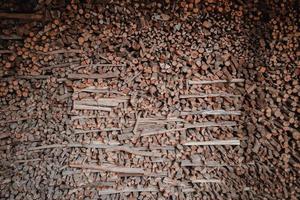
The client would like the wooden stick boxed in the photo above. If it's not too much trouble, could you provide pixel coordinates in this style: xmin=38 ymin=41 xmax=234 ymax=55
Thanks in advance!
xmin=74 ymin=98 xmax=128 ymax=107
xmin=28 ymin=143 xmax=119 ymax=151
xmin=73 ymin=104 xmax=112 ymax=111
xmin=191 ymin=179 xmax=222 ymax=183
xmin=188 ymin=78 xmax=245 ymax=85
xmin=73 ymin=62 xmax=126 ymax=70
xmin=70 ymin=115 xmax=107 ymax=120
xmin=0 ymin=13 xmax=44 ymax=20
xmin=106 ymin=146 xmax=160 ymax=157
xmin=180 ymin=110 xmax=241 ymax=116
xmin=74 ymin=128 xmax=121 ymax=134
xmin=69 ymin=163 xmax=145 ymax=174
xmin=179 ymin=93 xmax=241 ymax=99
xmin=141 ymin=121 xmax=237 ymax=137
xmin=1 ymin=75 xmax=50 ymax=81
xmin=37 ymin=49 xmax=82 ymax=55
xmin=42 ymin=62 xmax=80 ymax=70
xmin=68 ymin=72 xmax=119 ymax=79
xmin=133 ymin=112 xmax=141 ymax=134
xmin=185 ymin=121 xmax=237 ymax=129
xmin=183 ymin=139 xmax=240 ymax=146
xmin=93 ymin=63 xmax=126 ymax=67
xmin=73 ymin=87 xmax=126 ymax=95
xmin=97 ymin=187 xmax=159 ymax=195
xmin=14 ymin=158 xmax=43 ymax=163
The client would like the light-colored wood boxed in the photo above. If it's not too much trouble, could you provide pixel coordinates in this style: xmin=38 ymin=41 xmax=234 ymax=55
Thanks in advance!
xmin=191 ymin=179 xmax=222 ymax=183
xmin=179 ymin=93 xmax=241 ymax=98
xmin=69 ymin=163 xmax=145 ymax=174
xmin=73 ymin=104 xmax=112 ymax=111
xmin=183 ymin=139 xmax=240 ymax=146
xmin=180 ymin=110 xmax=241 ymax=116
xmin=188 ymin=78 xmax=245 ymax=85
xmin=97 ymin=187 xmax=159 ymax=195
xmin=68 ymin=72 xmax=119 ymax=79
xmin=74 ymin=128 xmax=121 ymax=134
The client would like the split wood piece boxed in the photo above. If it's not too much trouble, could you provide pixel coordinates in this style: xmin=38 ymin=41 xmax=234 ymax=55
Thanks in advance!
xmin=179 ymin=93 xmax=241 ymax=99
xmin=73 ymin=63 xmax=126 ymax=70
xmin=131 ymin=146 xmax=175 ymax=151
xmin=60 ymin=181 xmax=115 ymax=189
xmin=74 ymin=97 xmax=129 ymax=107
xmin=37 ymin=49 xmax=82 ymax=55
xmin=141 ymin=121 xmax=237 ymax=137
xmin=73 ymin=86 xmax=126 ymax=95
xmin=72 ymin=104 xmax=112 ymax=111
xmin=133 ymin=112 xmax=141 ymax=135
xmin=139 ymin=117 xmax=186 ymax=124
xmin=70 ymin=115 xmax=108 ymax=121
xmin=106 ymin=146 xmax=161 ymax=157
xmin=74 ymin=128 xmax=121 ymax=134
xmin=42 ymin=62 xmax=80 ymax=70
xmin=97 ymin=187 xmax=159 ymax=195
xmin=14 ymin=158 xmax=43 ymax=163
xmin=0 ymin=116 xmax=36 ymax=124
xmin=69 ymin=163 xmax=145 ymax=174
xmin=0 ymin=132 xmax=10 ymax=140
xmin=188 ymin=78 xmax=245 ymax=85
xmin=180 ymin=110 xmax=241 ymax=116
xmin=191 ymin=179 xmax=222 ymax=183
xmin=0 ymin=13 xmax=44 ymax=20
xmin=0 ymin=50 xmax=13 ymax=54
xmin=68 ymin=72 xmax=119 ymax=80
xmin=0 ymin=35 xmax=22 ymax=40
xmin=28 ymin=143 xmax=119 ymax=151
xmin=120 ymin=171 xmax=168 ymax=177
xmin=183 ymin=139 xmax=240 ymax=146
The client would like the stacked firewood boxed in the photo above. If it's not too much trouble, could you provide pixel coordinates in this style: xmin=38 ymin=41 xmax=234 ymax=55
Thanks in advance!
xmin=0 ymin=0 xmax=298 ymax=199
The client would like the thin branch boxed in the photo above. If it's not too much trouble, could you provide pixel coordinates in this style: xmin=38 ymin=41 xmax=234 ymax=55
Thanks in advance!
xmin=188 ymin=78 xmax=245 ymax=85
xmin=183 ymin=139 xmax=240 ymax=146
xmin=73 ymin=86 xmax=126 ymax=95
xmin=191 ymin=179 xmax=222 ymax=183
xmin=180 ymin=109 xmax=241 ymax=116
xmin=74 ymin=128 xmax=121 ymax=134
xmin=179 ymin=93 xmax=241 ymax=99
xmin=69 ymin=163 xmax=145 ymax=174
xmin=37 ymin=49 xmax=82 ymax=55
xmin=106 ymin=146 xmax=160 ymax=157
xmin=73 ymin=62 xmax=126 ymax=70
xmin=42 ymin=62 xmax=80 ymax=70
xmin=28 ymin=143 xmax=119 ymax=151
xmin=97 ymin=187 xmax=159 ymax=195
xmin=68 ymin=72 xmax=119 ymax=80
xmin=73 ymin=104 xmax=112 ymax=111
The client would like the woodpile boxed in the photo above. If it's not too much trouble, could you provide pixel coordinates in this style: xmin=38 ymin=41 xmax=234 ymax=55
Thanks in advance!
xmin=0 ymin=0 xmax=298 ymax=199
